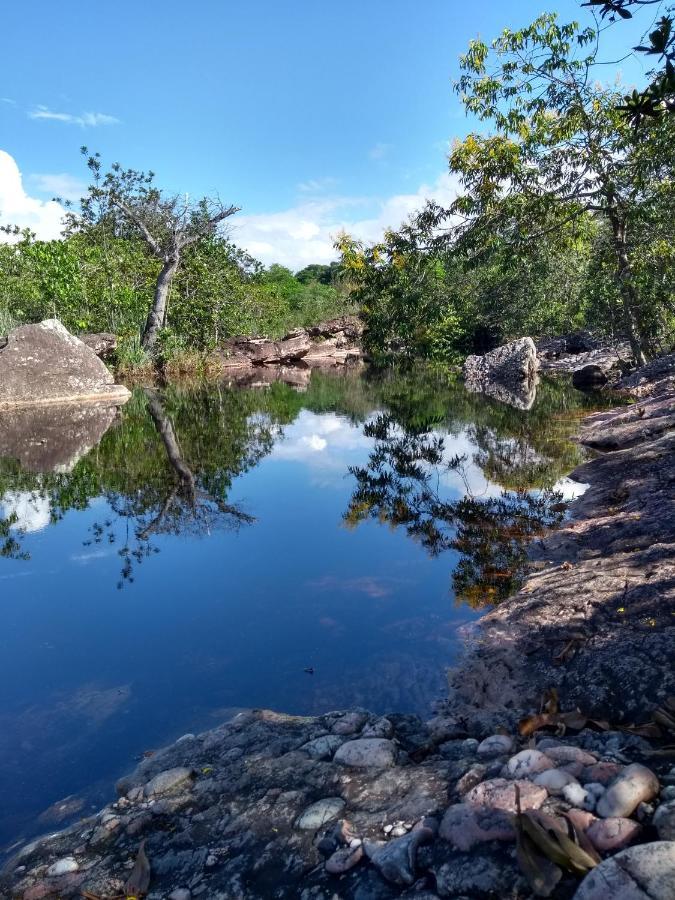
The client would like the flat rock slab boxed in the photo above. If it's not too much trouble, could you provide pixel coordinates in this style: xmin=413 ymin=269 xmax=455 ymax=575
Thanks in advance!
xmin=0 ymin=319 xmax=130 ymax=408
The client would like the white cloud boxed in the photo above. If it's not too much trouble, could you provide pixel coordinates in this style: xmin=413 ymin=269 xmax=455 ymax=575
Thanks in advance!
xmin=297 ymin=177 xmax=338 ymax=194
xmin=1 ymin=491 xmax=51 ymax=533
xmin=234 ymin=172 xmax=461 ymax=270
xmin=1 ymin=97 xmax=16 ymax=105
xmin=28 ymin=106 xmax=120 ymax=127
xmin=0 ymin=150 xmax=66 ymax=239
xmin=28 ymin=172 xmax=87 ymax=203
xmin=369 ymin=142 xmax=391 ymax=161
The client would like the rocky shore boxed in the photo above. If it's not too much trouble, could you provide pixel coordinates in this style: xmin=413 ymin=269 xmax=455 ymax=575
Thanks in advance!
xmin=2 ymin=352 xmax=675 ymax=899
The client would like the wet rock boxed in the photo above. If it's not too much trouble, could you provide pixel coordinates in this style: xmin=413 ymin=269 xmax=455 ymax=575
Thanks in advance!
xmin=534 ymin=769 xmax=580 ymax=795
xmin=439 ymin=803 xmax=514 ymax=850
xmin=325 ymin=843 xmax=364 ymax=874
xmin=334 ymin=739 xmax=397 ymax=768
xmin=144 ymin=766 xmax=194 ymax=798
xmin=333 ymin=711 xmax=369 ymax=735
xmin=586 ymin=817 xmax=642 ymax=852
xmin=0 ymin=319 xmax=130 ymax=407
xmin=596 ymin=764 xmax=659 ymax=818
xmin=574 ymin=841 xmax=675 ymax=899
xmin=477 ymin=734 xmax=514 ymax=758
xmin=465 ymin=778 xmax=547 ymax=812
xmin=504 ymin=749 xmax=556 ymax=779
xmin=296 ymin=798 xmax=345 ymax=830
xmin=654 ymin=800 xmax=675 ymax=840
xmin=46 ymin=857 xmax=79 ymax=876
xmin=363 ymin=818 xmax=437 ymax=886
xmin=300 ymin=734 xmax=345 ymax=760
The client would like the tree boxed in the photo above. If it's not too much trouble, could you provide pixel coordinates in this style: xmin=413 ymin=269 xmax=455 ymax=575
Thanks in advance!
xmin=448 ymin=13 xmax=675 ymax=363
xmin=64 ymin=150 xmax=239 ymax=349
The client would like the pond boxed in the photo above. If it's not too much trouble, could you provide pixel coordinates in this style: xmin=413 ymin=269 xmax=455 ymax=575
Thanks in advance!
xmin=0 ymin=365 xmax=604 ymax=847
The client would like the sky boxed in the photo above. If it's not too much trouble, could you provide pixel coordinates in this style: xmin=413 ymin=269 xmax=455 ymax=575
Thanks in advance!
xmin=0 ymin=0 xmax=657 ymax=269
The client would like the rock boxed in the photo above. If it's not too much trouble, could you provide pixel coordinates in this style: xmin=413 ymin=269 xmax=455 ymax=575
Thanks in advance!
xmin=563 ymin=783 xmax=594 ymax=810
xmin=566 ymin=809 xmax=597 ymax=832
xmin=363 ymin=818 xmax=437 ymax=886
xmin=534 ymin=769 xmax=580 ymax=795
xmin=0 ymin=319 xmax=130 ymax=408
xmin=79 ymin=332 xmax=117 ymax=359
xmin=463 ymin=337 xmax=539 ymax=392
xmin=583 ymin=762 xmax=623 ymax=786
xmin=333 ymin=711 xmax=368 ymax=735
xmin=168 ymin=891 xmax=192 ymax=900
xmin=465 ymin=778 xmax=547 ymax=813
xmin=596 ymin=764 xmax=660 ymax=818
xmin=477 ymin=735 xmax=514 ymax=758
xmin=439 ymin=803 xmax=514 ymax=850
xmin=300 ymin=734 xmax=345 ymax=760
xmin=334 ymin=739 xmax=397 ymax=768
xmin=296 ymin=798 xmax=346 ymax=830
xmin=574 ymin=841 xmax=675 ymax=900
xmin=543 ymin=746 xmax=598 ymax=767
xmin=586 ymin=817 xmax=642 ymax=852
xmin=456 ymin=764 xmax=488 ymax=795
xmin=362 ymin=717 xmax=394 ymax=739
xmin=504 ymin=749 xmax=555 ymax=779
xmin=573 ymin=364 xmax=609 ymax=389
xmin=435 ymin=851 xmax=522 ymax=898
xmin=144 ymin=767 xmax=194 ymax=798
xmin=46 ymin=857 xmax=79 ymax=876
xmin=325 ymin=843 xmax=364 ymax=874
xmin=654 ymin=801 xmax=675 ymax=840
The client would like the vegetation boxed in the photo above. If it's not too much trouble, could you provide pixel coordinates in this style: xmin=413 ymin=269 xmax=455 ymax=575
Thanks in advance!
xmin=338 ymin=11 xmax=675 ymax=365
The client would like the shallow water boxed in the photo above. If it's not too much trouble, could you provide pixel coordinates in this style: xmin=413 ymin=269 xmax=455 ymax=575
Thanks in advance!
xmin=0 ymin=366 xmax=604 ymax=845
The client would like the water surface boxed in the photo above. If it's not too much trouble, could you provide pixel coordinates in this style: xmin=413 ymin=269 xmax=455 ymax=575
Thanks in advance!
xmin=0 ymin=366 xmax=603 ymax=845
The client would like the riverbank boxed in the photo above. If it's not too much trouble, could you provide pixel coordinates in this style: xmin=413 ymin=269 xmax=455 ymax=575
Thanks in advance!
xmin=2 ymin=356 xmax=674 ymax=899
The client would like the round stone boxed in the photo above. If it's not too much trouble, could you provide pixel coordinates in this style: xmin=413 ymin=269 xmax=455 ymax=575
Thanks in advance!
xmin=296 ymin=797 xmax=346 ymax=830
xmin=477 ymin=735 xmax=514 ymax=759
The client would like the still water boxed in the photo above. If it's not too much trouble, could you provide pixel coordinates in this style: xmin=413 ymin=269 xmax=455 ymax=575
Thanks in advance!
xmin=0 ymin=366 xmax=600 ymax=845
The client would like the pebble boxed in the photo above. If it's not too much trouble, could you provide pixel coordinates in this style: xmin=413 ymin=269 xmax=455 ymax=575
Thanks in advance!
xmin=586 ymin=817 xmax=642 ymax=852
xmin=563 ymin=782 xmax=594 ymax=810
xmin=582 ymin=761 xmax=623 ymax=786
xmin=144 ymin=767 xmax=194 ymax=798
xmin=465 ymin=778 xmax=547 ymax=813
xmin=654 ymin=800 xmax=675 ymax=840
xmin=533 ymin=769 xmax=579 ymax=795
xmin=504 ymin=749 xmax=556 ymax=779
xmin=566 ymin=809 xmax=597 ymax=832
xmin=333 ymin=739 xmax=397 ymax=768
xmin=325 ymin=843 xmax=364 ymax=874
xmin=596 ymin=763 xmax=659 ymax=818
xmin=439 ymin=803 xmax=515 ymax=850
xmin=296 ymin=798 xmax=346 ymax=830
xmin=543 ymin=745 xmax=597 ymax=766
xmin=332 ymin=712 xmax=368 ymax=735
xmin=46 ymin=858 xmax=79 ymax=877
xmin=574 ymin=840 xmax=675 ymax=900
xmin=477 ymin=735 xmax=514 ymax=759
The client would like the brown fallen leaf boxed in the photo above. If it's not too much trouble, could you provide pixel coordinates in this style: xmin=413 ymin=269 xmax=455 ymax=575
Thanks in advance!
xmin=124 ymin=840 xmax=151 ymax=898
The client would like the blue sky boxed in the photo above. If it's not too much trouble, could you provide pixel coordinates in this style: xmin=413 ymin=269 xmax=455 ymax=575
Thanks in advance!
xmin=0 ymin=0 xmax=656 ymax=268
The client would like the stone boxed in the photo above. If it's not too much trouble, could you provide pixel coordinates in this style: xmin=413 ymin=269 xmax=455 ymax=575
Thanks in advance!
xmin=300 ymin=734 xmax=345 ymax=760
xmin=325 ymin=843 xmax=364 ymax=874
xmin=296 ymin=798 xmax=345 ymax=830
xmin=566 ymin=809 xmax=597 ymax=832
xmin=654 ymin=801 xmax=675 ymax=840
xmin=456 ymin=764 xmax=488 ymax=795
xmin=363 ymin=818 xmax=437 ymax=886
xmin=465 ymin=778 xmax=547 ymax=813
xmin=543 ymin=746 xmax=597 ymax=767
xmin=583 ymin=762 xmax=623 ymax=786
xmin=362 ymin=717 xmax=394 ymax=739
xmin=533 ymin=769 xmax=580 ymax=795
xmin=573 ymin=364 xmax=610 ymax=389
xmin=168 ymin=891 xmax=192 ymax=900
xmin=46 ymin=857 xmax=79 ymax=876
xmin=504 ymin=749 xmax=556 ymax=779
xmin=563 ymin=783 xmax=594 ymax=810
xmin=79 ymin=332 xmax=117 ymax=359
xmin=586 ymin=817 xmax=642 ymax=852
xmin=596 ymin=764 xmax=660 ymax=818
xmin=574 ymin=841 xmax=675 ymax=900
xmin=463 ymin=337 xmax=539 ymax=392
xmin=144 ymin=767 xmax=194 ymax=798
xmin=477 ymin=735 xmax=514 ymax=758
xmin=332 ymin=711 xmax=368 ymax=735
xmin=435 ymin=852 xmax=521 ymax=898
xmin=439 ymin=803 xmax=514 ymax=850
xmin=0 ymin=319 xmax=130 ymax=407
xmin=333 ymin=738 xmax=397 ymax=768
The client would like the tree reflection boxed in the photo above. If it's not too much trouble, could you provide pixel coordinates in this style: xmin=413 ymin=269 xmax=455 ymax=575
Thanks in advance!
xmin=344 ymin=413 xmax=565 ymax=607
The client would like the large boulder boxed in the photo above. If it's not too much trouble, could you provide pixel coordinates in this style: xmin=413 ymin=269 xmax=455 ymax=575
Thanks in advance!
xmin=463 ymin=338 xmax=539 ymax=393
xmin=0 ymin=319 xmax=130 ymax=408
xmin=79 ymin=332 xmax=117 ymax=360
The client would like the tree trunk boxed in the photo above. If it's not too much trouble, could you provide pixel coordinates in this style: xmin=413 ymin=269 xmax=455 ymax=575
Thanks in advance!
xmin=141 ymin=257 xmax=179 ymax=349
xmin=607 ymin=207 xmax=648 ymax=367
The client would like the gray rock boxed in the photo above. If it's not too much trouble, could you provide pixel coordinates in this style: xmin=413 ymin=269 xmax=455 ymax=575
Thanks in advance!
xmin=332 ymin=711 xmax=369 ymax=735
xmin=563 ymin=782 xmax=594 ymax=810
xmin=476 ymin=734 xmax=514 ymax=759
xmin=655 ymin=801 xmax=675 ymax=840
xmin=543 ymin=746 xmax=598 ymax=767
xmin=325 ymin=843 xmax=364 ymax=874
xmin=439 ymin=803 xmax=514 ymax=850
xmin=362 ymin=717 xmax=394 ymax=739
xmin=534 ymin=769 xmax=580 ymax=795
xmin=0 ymin=319 xmax=130 ymax=407
xmin=300 ymin=734 xmax=345 ymax=760
xmin=465 ymin=778 xmax=547 ymax=812
xmin=463 ymin=337 xmax=539 ymax=392
xmin=504 ymin=749 xmax=555 ymax=779
xmin=574 ymin=841 xmax=675 ymax=900
xmin=79 ymin=332 xmax=117 ymax=359
xmin=296 ymin=798 xmax=345 ymax=830
xmin=363 ymin=818 xmax=437 ymax=886
xmin=435 ymin=851 xmax=521 ymax=898
xmin=334 ymin=738 xmax=397 ymax=768
xmin=168 ymin=891 xmax=192 ymax=900
xmin=46 ymin=857 xmax=79 ymax=876
xmin=596 ymin=764 xmax=660 ymax=818
xmin=144 ymin=767 xmax=194 ymax=798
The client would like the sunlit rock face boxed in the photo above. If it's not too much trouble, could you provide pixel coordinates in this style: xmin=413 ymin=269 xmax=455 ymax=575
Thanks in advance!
xmin=463 ymin=337 xmax=540 ymax=398
xmin=0 ymin=402 xmax=120 ymax=473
